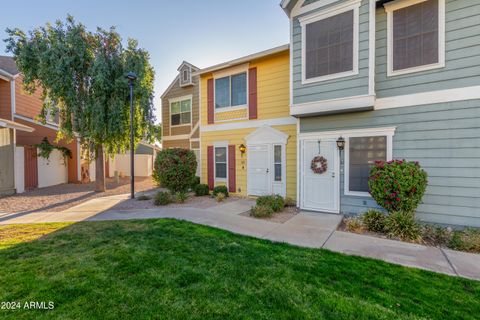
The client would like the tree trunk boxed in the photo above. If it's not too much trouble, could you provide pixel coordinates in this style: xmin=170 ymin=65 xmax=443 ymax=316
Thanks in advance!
xmin=95 ymin=145 xmax=106 ymax=192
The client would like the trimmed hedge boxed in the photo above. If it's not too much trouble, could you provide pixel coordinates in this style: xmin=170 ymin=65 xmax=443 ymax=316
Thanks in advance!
xmin=369 ymin=160 xmax=427 ymax=214
xmin=194 ymin=184 xmax=210 ymax=196
xmin=212 ymin=185 xmax=229 ymax=197
xmin=256 ymin=195 xmax=285 ymax=213
xmin=153 ymin=148 xmax=197 ymax=193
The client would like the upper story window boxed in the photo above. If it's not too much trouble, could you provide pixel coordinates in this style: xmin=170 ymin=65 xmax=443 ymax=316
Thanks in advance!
xmin=300 ymin=1 xmax=360 ymax=84
xmin=386 ymin=0 xmax=445 ymax=76
xmin=170 ymin=97 xmax=191 ymax=126
xmin=215 ymin=72 xmax=247 ymax=109
xmin=179 ymin=66 xmax=192 ymax=86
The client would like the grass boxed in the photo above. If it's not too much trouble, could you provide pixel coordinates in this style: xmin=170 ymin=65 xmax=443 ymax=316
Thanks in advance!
xmin=0 ymin=220 xmax=479 ymax=319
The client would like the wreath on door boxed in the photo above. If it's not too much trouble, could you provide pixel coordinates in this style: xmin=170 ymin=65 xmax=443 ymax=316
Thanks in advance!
xmin=311 ymin=156 xmax=328 ymax=174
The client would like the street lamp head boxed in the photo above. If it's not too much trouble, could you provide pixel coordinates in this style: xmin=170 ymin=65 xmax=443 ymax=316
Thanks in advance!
xmin=125 ymin=71 xmax=138 ymax=81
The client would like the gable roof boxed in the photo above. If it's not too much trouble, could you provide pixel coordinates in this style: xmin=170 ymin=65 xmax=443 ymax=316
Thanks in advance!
xmin=177 ymin=61 xmax=199 ymax=72
xmin=193 ymin=44 xmax=289 ymax=76
xmin=161 ymin=60 xmax=199 ymax=98
xmin=0 ymin=56 xmax=19 ymax=76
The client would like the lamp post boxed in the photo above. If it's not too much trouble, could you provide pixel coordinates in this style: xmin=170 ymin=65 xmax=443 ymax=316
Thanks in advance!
xmin=126 ymin=71 xmax=137 ymax=199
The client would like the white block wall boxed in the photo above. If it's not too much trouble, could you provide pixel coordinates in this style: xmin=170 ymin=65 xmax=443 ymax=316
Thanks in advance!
xmin=37 ymin=149 xmax=68 ymax=188
xmin=112 ymin=154 xmax=152 ymax=177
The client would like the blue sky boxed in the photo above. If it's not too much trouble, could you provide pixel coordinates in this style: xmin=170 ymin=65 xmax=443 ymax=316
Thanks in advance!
xmin=0 ymin=0 xmax=289 ymax=123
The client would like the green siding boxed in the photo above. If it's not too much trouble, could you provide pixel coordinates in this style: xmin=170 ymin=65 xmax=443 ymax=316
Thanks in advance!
xmin=300 ymin=99 xmax=480 ymax=227
xmin=292 ymin=0 xmax=371 ymax=104
xmin=375 ymin=0 xmax=480 ymax=98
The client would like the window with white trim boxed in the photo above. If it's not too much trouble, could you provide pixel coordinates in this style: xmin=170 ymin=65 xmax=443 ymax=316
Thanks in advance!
xmin=215 ymin=146 xmax=227 ymax=179
xmin=274 ymin=145 xmax=282 ymax=182
xmin=170 ymin=99 xmax=191 ymax=126
xmin=348 ymin=136 xmax=387 ymax=193
xmin=215 ymin=73 xmax=247 ymax=109
xmin=305 ymin=10 xmax=354 ymax=79
xmin=386 ymin=0 xmax=445 ymax=76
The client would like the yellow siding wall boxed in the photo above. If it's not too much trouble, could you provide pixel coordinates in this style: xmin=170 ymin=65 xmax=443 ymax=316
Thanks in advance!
xmin=200 ymin=50 xmax=290 ymax=126
xmin=201 ymin=125 xmax=297 ymax=199
xmin=200 ymin=49 xmax=294 ymax=199
xmin=215 ymin=108 xmax=248 ymax=121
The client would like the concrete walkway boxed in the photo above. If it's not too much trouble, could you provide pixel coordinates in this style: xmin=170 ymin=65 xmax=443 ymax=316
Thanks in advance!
xmin=1 ymin=194 xmax=479 ymax=280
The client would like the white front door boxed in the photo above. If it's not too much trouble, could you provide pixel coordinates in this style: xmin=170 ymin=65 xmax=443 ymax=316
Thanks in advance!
xmin=301 ymin=139 xmax=339 ymax=213
xmin=247 ymin=144 xmax=271 ymax=196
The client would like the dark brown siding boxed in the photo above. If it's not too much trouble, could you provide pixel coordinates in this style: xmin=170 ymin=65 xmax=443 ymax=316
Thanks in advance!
xmin=248 ymin=68 xmax=257 ymax=119
xmin=0 ymin=79 xmax=11 ymax=120
xmin=207 ymin=146 xmax=214 ymax=189
xmin=15 ymin=118 xmax=79 ymax=183
xmin=162 ymin=139 xmax=190 ymax=149
xmin=207 ymin=79 xmax=214 ymax=124
xmin=228 ymin=144 xmax=236 ymax=193
xmin=161 ymin=73 xmax=200 ymax=149
xmin=24 ymin=146 xmax=38 ymax=189
xmin=15 ymin=75 xmax=44 ymax=119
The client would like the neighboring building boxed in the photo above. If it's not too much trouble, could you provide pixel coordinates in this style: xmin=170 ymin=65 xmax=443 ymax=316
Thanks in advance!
xmin=161 ymin=61 xmax=201 ymax=176
xmin=281 ymin=0 xmax=480 ymax=227
xmin=106 ymin=141 xmax=160 ymax=178
xmin=0 ymin=118 xmax=33 ymax=196
xmin=197 ymin=45 xmax=297 ymax=198
xmin=0 ymin=56 xmax=81 ymax=192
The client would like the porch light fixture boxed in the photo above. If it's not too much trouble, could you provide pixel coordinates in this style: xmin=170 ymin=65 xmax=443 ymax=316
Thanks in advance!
xmin=239 ymin=144 xmax=247 ymax=155
xmin=336 ymin=137 xmax=345 ymax=150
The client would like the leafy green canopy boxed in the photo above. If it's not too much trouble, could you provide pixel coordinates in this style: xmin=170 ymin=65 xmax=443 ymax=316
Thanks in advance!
xmin=5 ymin=15 xmax=155 ymax=156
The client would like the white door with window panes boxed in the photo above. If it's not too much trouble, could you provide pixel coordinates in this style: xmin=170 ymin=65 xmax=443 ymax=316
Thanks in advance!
xmin=247 ymin=144 xmax=286 ymax=197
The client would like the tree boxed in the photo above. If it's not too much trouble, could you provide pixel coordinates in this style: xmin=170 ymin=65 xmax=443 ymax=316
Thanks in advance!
xmin=5 ymin=16 xmax=155 ymax=191
xmin=153 ymin=124 xmax=162 ymax=143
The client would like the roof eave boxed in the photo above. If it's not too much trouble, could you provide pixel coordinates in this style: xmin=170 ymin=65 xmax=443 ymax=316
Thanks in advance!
xmin=193 ymin=44 xmax=290 ymax=76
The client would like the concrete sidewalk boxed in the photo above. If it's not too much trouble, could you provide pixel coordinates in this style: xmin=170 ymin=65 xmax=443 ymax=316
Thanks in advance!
xmin=1 ymin=194 xmax=479 ymax=280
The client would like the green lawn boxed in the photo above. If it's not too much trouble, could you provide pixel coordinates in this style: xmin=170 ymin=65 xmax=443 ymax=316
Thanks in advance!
xmin=0 ymin=220 xmax=478 ymax=319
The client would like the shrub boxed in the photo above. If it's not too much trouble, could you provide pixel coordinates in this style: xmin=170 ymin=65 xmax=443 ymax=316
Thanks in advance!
xmin=256 ymin=195 xmax=285 ymax=213
xmin=153 ymin=148 xmax=197 ymax=193
xmin=215 ymin=192 xmax=226 ymax=202
xmin=362 ymin=209 xmax=386 ymax=233
xmin=212 ymin=185 xmax=229 ymax=197
xmin=191 ymin=176 xmax=200 ymax=189
xmin=284 ymin=197 xmax=296 ymax=207
xmin=344 ymin=217 xmax=364 ymax=233
xmin=448 ymin=229 xmax=480 ymax=253
xmin=136 ymin=194 xmax=151 ymax=201
xmin=174 ymin=191 xmax=188 ymax=203
xmin=421 ymin=225 xmax=452 ymax=247
xmin=384 ymin=211 xmax=420 ymax=241
xmin=369 ymin=160 xmax=428 ymax=213
xmin=194 ymin=184 xmax=210 ymax=196
xmin=154 ymin=191 xmax=172 ymax=206
xmin=250 ymin=205 xmax=274 ymax=218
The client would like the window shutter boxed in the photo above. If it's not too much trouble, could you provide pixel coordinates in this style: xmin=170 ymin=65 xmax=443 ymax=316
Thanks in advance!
xmin=207 ymin=146 xmax=214 ymax=189
xmin=228 ymin=145 xmax=236 ymax=193
xmin=207 ymin=79 xmax=214 ymax=124
xmin=248 ymin=68 xmax=257 ymax=119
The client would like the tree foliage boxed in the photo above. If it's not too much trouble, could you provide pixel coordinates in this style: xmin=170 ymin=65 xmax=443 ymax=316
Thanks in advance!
xmin=4 ymin=15 xmax=156 ymax=157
